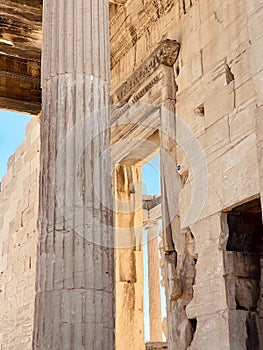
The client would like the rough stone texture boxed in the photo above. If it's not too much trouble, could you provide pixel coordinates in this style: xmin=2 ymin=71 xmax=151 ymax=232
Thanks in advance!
xmin=187 ymin=214 xmax=230 ymax=349
xmin=0 ymin=118 xmax=40 ymax=350
xmin=109 ymin=0 xmax=263 ymax=348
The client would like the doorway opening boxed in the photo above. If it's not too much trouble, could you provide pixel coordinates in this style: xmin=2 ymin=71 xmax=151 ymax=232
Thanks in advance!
xmin=226 ymin=198 xmax=263 ymax=349
xmin=142 ymin=154 xmax=167 ymax=347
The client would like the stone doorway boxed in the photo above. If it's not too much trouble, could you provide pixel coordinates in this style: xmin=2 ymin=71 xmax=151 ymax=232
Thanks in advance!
xmin=114 ymin=152 xmax=168 ymax=350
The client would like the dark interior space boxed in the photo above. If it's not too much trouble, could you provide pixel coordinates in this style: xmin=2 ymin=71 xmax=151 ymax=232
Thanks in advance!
xmin=226 ymin=198 xmax=263 ymax=349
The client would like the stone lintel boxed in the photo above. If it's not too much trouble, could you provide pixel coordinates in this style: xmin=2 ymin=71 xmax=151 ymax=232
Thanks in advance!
xmin=0 ymin=54 xmax=41 ymax=114
xmin=143 ymin=195 xmax=162 ymax=210
xmin=143 ymin=195 xmax=162 ymax=225
xmin=111 ymin=39 xmax=180 ymax=105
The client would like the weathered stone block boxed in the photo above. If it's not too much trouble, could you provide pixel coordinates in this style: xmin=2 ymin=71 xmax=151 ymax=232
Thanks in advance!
xmin=199 ymin=117 xmax=230 ymax=158
xmin=224 ymin=251 xmax=260 ymax=278
xmin=188 ymin=310 xmax=230 ymax=350
xmin=204 ymin=83 xmax=235 ymax=129
xmin=221 ymin=0 xmax=247 ymax=29
xmin=199 ymin=13 xmax=222 ymax=49
xmin=186 ymin=277 xmax=227 ymax=318
xmin=4 ymin=279 xmax=17 ymax=299
xmin=228 ymin=100 xmax=256 ymax=142
xmin=202 ymin=17 xmax=248 ymax=74
xmin=235 ymin=79 xmax=256 ymax=108
xmin=191 ymin=52 xmax=203 ymax=81
xmin=235 ymin=278 xmax=260 ymax=309
xmin=222 ymin=133 xmax=260 ymax=207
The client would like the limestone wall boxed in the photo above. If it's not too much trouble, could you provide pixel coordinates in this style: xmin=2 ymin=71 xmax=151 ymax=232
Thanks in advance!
xmin=0 ymin=118 xmax=40 ymax=350
xmin=110 ymin=0 xmax=263 ymax=348
xmin=110 ymin=0 xmax=262 ymax=219
xmin=111 ymin=0 xmax=262 ymax=210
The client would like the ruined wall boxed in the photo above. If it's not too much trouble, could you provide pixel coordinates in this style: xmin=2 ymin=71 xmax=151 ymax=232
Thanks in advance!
xmin=177 ymin=1 xmax=263 ymax=348
xmin=0 ymin=118 xmax=40 ymax=349
xmin=110 ymin=0 xmax=262 ymax=207
xmin=110 ymin=0 xmax=263 ymax=348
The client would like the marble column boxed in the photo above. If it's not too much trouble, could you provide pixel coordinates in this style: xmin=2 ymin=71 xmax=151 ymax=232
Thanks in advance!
xmin=33 ymin=1 xmax=114 ymax=349
xmin=145 ymin=220 xmax=163 ymax=342
xmin=114 ymin=164 xmax=145 ymax=350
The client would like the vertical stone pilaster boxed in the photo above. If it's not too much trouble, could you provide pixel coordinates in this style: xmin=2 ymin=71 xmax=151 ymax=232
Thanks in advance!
xmin=114 ymin=164 xmax=145 ymax=350
xmin=33 ymin=1 xmax=114 ymax=349
xmin=159 ymin=65 xmax=183 ymax=349
xmin=145 ymin=220 xmax=163 ymax=342
xmin=159 ymin=63 xmax=198 ymax=349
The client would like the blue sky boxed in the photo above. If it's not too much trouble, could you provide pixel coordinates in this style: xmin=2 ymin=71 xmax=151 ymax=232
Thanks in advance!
xmin=0 ymin=110 xmax=31 ymax=180
xmin=142 ymin=155 xmax=161 ymax=195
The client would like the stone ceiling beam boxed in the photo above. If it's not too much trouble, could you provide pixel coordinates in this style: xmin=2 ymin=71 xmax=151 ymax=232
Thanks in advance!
xmin=0 ymin=0 xmax=42 ymax=60
xmin=0 ymin=53 xmax=41 ymax=114
xmin=0 ymin=0 xmax=42 ymax=114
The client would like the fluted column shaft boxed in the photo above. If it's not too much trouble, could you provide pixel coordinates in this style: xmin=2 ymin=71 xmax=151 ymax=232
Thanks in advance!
xmin=33 ymin=1 xmax=114 ymax=349
xmin=145 ymin=220 xmax=163 ymax=342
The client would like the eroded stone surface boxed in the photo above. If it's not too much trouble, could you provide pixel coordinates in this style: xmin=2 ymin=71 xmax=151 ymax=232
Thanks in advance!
xmin=0 ymin=0 xmax=263 ymax=349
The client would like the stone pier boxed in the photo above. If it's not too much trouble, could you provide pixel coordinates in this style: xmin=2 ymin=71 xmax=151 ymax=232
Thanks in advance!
xmin=114 ymin=163 xmax=144 ymax=350
xmin=144 ymin=220 xmax=163 ymax=342
xmin=33 ymin=0 xmax=114 ymax=349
